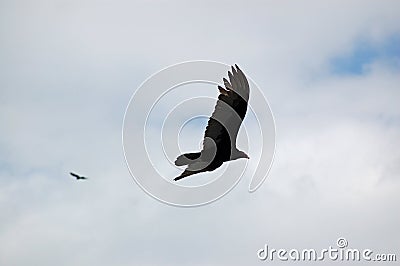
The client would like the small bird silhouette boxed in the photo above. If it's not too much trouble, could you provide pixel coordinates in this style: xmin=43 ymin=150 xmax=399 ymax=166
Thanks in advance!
xmin=70 ymin=172 xmax=88 ymax=180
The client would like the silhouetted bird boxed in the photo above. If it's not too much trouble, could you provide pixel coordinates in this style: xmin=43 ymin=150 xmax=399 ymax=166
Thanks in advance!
xmin=174 ymin=64 xmax=250 ymax=181
xmin=70 ymin=172 xmax=88 ymax=180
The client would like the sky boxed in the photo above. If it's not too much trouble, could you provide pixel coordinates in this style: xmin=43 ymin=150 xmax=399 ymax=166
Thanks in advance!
xmin=0 ymin=0 xmax=399 ymax=265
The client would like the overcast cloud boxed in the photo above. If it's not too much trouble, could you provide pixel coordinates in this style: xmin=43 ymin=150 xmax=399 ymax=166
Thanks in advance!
xmin=0 ymin=0 xmax=399 ymax=265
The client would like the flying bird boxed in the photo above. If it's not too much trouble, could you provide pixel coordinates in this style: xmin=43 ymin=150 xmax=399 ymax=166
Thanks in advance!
xmin=174 ymin=64 xmax=250 ymax=181
xmin=70 ymin=172 xmax=88 ymax=180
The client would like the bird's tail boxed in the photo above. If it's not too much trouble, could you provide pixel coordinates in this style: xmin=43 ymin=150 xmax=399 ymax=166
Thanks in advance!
xmin=174 ymin=152 xmax=201 ymax=166
xmin=174 ymin=169 xmax=199 ymax=181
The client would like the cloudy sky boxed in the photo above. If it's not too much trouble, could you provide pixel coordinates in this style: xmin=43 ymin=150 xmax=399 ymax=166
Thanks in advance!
xmin=1 ymin=0 xmax=399 ymax=265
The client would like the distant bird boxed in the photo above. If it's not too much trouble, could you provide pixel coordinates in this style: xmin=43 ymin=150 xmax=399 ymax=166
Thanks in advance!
xmin=174 ymin=64 xmax=250 ymax=181
xmin=70 ymin=172 xmax=88 ymax=180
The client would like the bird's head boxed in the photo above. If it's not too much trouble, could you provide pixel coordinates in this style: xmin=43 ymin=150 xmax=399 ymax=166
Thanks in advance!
xmin=231 ymin=150 xmax=249 ymax=160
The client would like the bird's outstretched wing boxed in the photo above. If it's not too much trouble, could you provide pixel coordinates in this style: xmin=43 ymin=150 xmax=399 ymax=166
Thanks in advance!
xmin=202 ymin=65 xmax=249 ymax=155
xmin=70 ymin=172 xmax=79 ymax=178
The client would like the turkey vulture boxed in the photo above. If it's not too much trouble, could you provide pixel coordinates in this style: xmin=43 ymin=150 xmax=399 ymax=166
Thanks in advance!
xmin=70 ymin=172 xmax=88 ymax=180
xmin=174 ymin=64 xmax=250 ymax=181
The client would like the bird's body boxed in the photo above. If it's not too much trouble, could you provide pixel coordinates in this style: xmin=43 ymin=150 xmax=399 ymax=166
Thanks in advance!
xmin=174 ymin=65 xmax=250 ymax=181
xmin=70 ymin=172 xmax=88 ymax=180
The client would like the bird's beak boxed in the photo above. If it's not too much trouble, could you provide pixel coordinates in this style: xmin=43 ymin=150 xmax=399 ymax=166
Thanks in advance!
xmin=246 ymin=154 xmax=250 ymax=159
